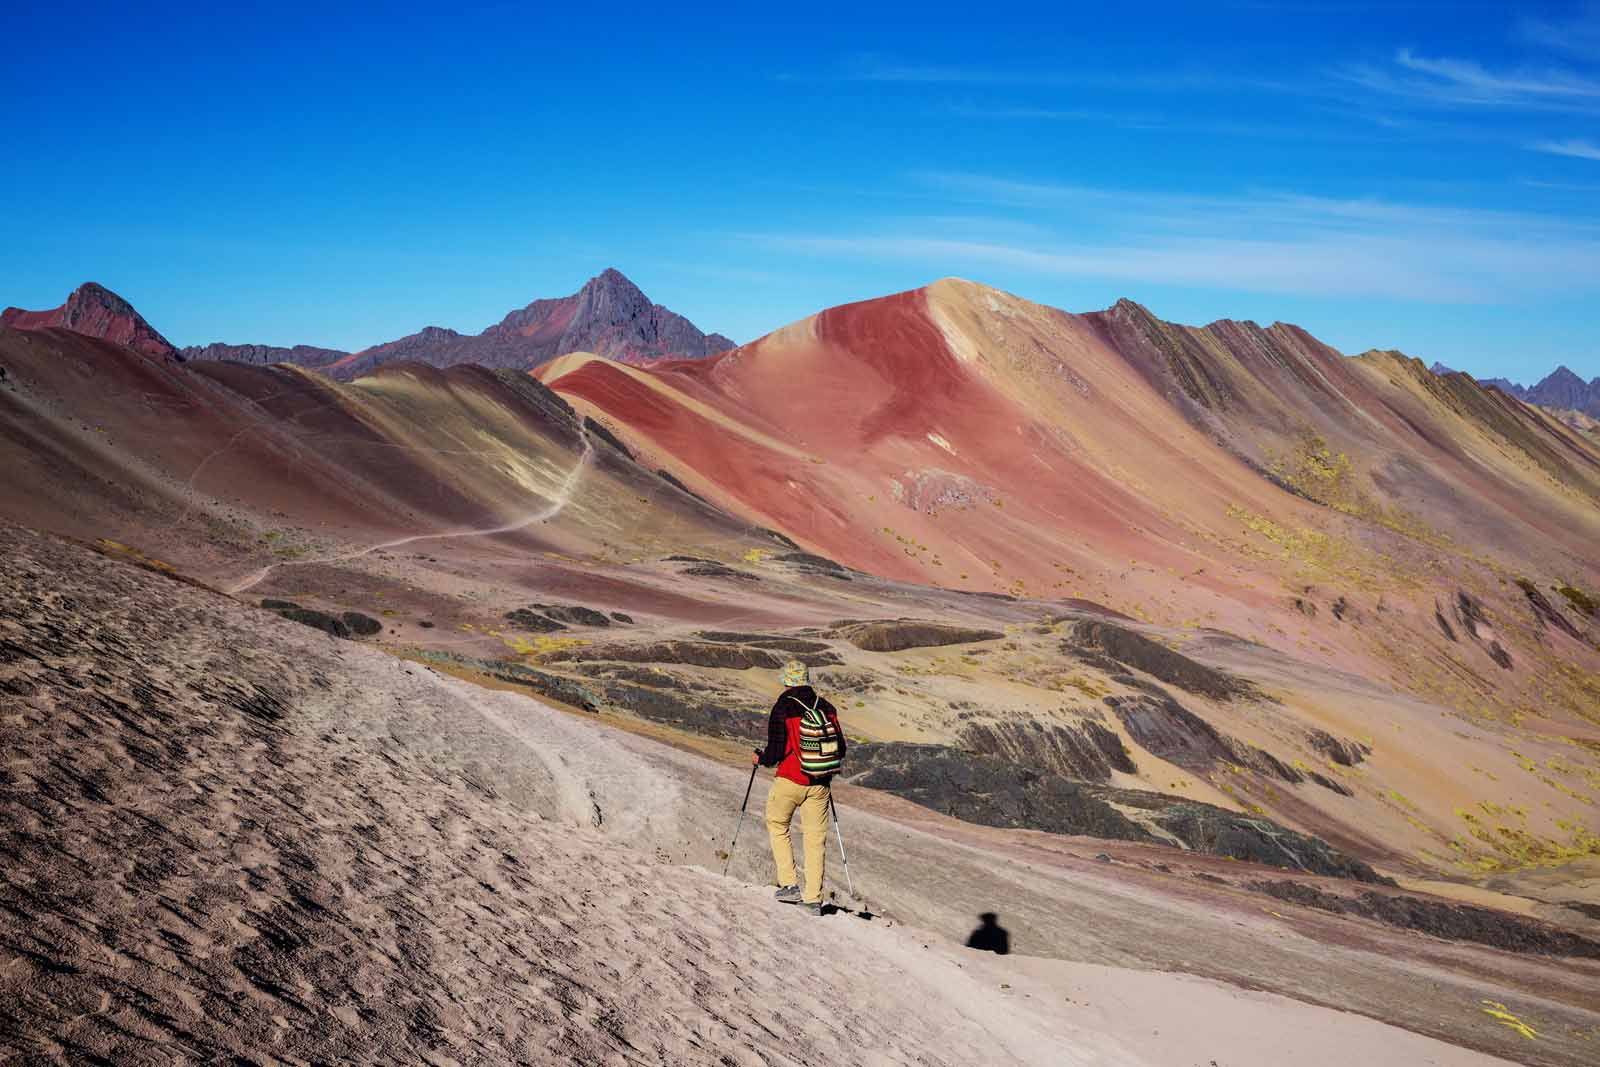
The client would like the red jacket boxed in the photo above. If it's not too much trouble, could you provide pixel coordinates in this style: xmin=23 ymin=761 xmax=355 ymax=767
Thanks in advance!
xmin=757 ymin=685 xmax=845 ymax=786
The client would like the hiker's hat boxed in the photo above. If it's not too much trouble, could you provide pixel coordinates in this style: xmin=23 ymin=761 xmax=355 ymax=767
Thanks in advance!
xmin=781 ymin=659 xmax=809 ymax=688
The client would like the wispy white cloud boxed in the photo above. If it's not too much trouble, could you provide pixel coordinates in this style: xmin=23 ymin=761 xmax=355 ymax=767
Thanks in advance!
xmin=1524 ymin=177 xmax=1600 ymax=191
xmin=1337 ymin=47 xmax=1600 ymax=113
xmin=1394 ymin=49 xmax=1600 ymax=99
xmin=742 ymin=172 xmax=1600 ymax=304
xmin=1530 ymin=137 xmax=1600 ymax=160
xmin=1518 ymin=4 xmax=1600 ymax=62
xmin=910 ymin=171 xmax=1598 ymax=235
xmin=754 ymin=232 xmax=1490 ymax=301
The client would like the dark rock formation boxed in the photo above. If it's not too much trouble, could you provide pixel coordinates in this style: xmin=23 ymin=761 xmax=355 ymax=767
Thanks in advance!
xmin=504 ymin=609 xmax=567 ymax=633
xmin=680 ymin=563 xmax=759 ymax=583
xmin=1152 ymin=804 xmax=1385 ymax=881
xmin=957 ymin=719 xmax=1135 ymax=782
xmin=1308 ymin=729 xmax=1369 ymax=767
xmin=588 ymin=681 xmax=762 ymax=740
xmin=694 ymin=631 xmax=834 ymax=654
xmin=341 ymin=612 xmax=383 ymax=637
xmin=280 ymin=608 xmax=351 ymax=638
xmin=1069 ymin=621 xmax=1256 ymax=701
xmin=1557 ymin=585 xmax=1596 ymax=619
xmin=653 ymin=469 xmax=705 ymax=504
xmin=568 ymin=664 xmax=711 ymax=691
xmin=774 ymin=552 xmax=849 ymax=573
xmin=583 ymin=417 xmax=634 ymax=459
xmin=846 ymin=742 xmax=1389 ymax=882
xmin=419 ymin=650 xmax=765 ymax=738
xmin=535 ymin=605 xmax=614 ymax=628
xmin=1516 ymin=579 xmax=1587 ymax=642
xmin=1434 ymin=602 xmax=1458 ymax=642
xmin=1453 ymin=591 xmax=1513 ymax=669
xmin=1103 ymin=692 xmax=1236 ymax=772
xmin=505 ymin=604 xmax=615 ymax=631
xmin=259 ymin=600 xmax=379 ymax=640
xmin=833 ymin=620 xmax=1003 ymax=653
xmin=1101 ymin=692 xmax=1324 ymax=791
xmin=544 ymin=641 xmax=839 ymax=671
xmin=1251 ymin=881 xmax=1600 ymax=958
xmin=846 ymin=742 xmax=1154 ymax=841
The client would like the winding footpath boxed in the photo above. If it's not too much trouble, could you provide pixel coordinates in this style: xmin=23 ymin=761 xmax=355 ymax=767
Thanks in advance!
xmin=225 ymin=433 xmax=594 ymax=595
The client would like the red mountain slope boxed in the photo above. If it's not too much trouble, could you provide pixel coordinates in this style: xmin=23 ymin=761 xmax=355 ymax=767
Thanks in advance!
xmin=541 ymin=278 xmax=1600 ymax=719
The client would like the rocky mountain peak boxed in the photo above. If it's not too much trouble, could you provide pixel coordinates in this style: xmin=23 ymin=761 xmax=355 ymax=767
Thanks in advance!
xmin=2 ymin=281 xmax=178 ymax=360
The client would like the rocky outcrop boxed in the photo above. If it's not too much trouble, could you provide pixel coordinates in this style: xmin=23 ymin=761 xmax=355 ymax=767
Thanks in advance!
xmin=1102 ymin=689 xmax=1338 ymax=789
xmin=694 ymin=631 xmax=835 ymax=654
xmin=846 ymin=742 xmax=1390 ymax=882
xmin=506 ymin=603 xmax=632 ymax=632
xmin=260 ymin=600 xmax=380 ymax=640
xmin=1451 ymin=591 xmax=1514 ymax=669
xmin=1149 ymin=802 xmax=1385 ymax=881
xmin=847 ymin=741 xmax=1154 ymax=842
xmin=833 ymin=620 xmax=1003 ymax=653
xmin=1102 ymin=692 xmax=1241 ymax=772
xmin=342 ymin=612 xmax=383 ymax=637
xmin=680 ymin=563 xmax=760 ymax=583
xmin=1516 ymin=579 xmax=1588 ymax=642
xmin=544 ymin=640 xmax=839 ymax=671
xmin=1308 ymin=729 xmax=1369 ymax=767
xmin=504 ymin=609 xmax=569 ymax=633
xmin=2 ymin=282 xmax=177 ymax=360
xmin=1070 ymin=622 xmax=1256 ymax=701
xmin=1251 ymin=881 xmax=1600 ymax=958
xmin=957 ymin=719 xmax=1135 ymax=782
xmin=774 ymin=552 xmax=855 ymax=581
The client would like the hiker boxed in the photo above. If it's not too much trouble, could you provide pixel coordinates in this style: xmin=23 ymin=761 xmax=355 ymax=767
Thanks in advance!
xmin=752 ymin=659 xmax=846 ymax=915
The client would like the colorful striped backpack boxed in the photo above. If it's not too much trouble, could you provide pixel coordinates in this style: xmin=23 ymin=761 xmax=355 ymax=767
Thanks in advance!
xmin=797 ymin=695 xmax=844 ymax=777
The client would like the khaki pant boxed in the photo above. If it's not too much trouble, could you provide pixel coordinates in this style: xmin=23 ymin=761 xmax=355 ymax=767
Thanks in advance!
xmin=766 ymin=776 xmax=830 ymax=904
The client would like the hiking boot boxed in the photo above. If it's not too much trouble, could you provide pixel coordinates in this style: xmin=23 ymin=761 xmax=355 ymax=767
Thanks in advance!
xmin=774 ymin=884 xmax=802 ymax=903
xmin=801 ymin=901 xmax=823 ymax=916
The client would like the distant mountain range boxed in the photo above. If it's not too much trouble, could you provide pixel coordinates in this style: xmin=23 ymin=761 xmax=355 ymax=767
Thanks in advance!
xmin=1431 ymin=362 xmax=1600 ymax=418
xmin=5 ymin=276 xmax=1592 ymax=421
xmin=1 ymin=269 xmax=733 ymax=380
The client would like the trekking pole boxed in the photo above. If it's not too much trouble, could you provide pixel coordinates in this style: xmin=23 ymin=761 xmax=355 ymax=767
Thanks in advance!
xmin=722 ymin=763 xmax=759 ymax=876
xmin=828 ymin=793 xmax=856 ymax=898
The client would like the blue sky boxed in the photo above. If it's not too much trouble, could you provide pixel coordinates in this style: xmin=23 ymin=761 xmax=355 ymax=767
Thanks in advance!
xmin=4 ymin=1 xmax=1599 ymax=381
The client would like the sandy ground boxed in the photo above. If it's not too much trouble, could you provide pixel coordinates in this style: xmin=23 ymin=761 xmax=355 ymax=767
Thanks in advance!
xmin=4 ymin=524 xmax=1589 ymax=1066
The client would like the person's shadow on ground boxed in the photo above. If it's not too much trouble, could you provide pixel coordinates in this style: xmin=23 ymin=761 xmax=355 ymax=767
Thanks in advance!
xmin=965 ymin=912 xmax=1010 ymax=955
